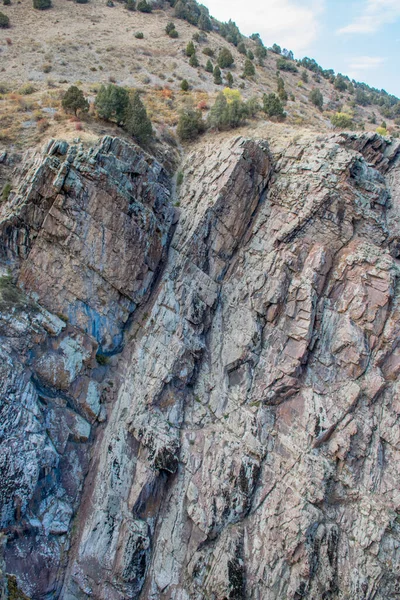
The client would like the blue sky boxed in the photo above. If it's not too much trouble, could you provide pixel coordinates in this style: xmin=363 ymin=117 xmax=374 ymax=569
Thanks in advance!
xmin=203 ymin=0 xmax=400 ymax=97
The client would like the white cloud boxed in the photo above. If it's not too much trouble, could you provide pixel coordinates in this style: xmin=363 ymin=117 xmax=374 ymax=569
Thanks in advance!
xmin=346 ymin=55 xmax=386 ymax=79
xmin=338 ymin=0 xmax=400 ymax=34
xmin=204 ymin=0 xmax=324 ymax=55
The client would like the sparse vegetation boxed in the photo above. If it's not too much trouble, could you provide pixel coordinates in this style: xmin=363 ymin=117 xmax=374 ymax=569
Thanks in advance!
xmin=134 ymin=31 xmax=144 ymax=39
xmin=0 ymin=10 xmax=9 ymax=27
xmin=309 ymin=88 xmax=323 ymax=110
xmin=202 ymin=47 xmax=214 ymax=57
xmin=177 ymin=105 xmax=205 ymax=140
xmin=263 ymin=93 xmax=286 ymax=120
xmin=330 ymin=112 xmax=354 ymax=129
xmin=276 ymin=57 xmax=298 ymax=73
xmin=207 ymin=90 xmax=247 ymax=130
xmin=33 ymin=0 xmax=51 ymax=9
xmin=1 ymin=182 xmax=11 ymax=203
xmin=137 ymin=0 xmax=151 ymax=12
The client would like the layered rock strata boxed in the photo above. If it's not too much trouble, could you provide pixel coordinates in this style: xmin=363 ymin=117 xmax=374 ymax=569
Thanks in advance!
xmin=1 ymin=132 xmax=400 ymax=600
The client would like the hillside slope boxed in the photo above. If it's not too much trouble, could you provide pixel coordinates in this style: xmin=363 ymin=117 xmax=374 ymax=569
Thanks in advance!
xmin=0 ymin=0 xmax=399 ymax=155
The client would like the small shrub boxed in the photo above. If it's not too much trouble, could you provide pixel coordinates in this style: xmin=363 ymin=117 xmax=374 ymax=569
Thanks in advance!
xmin=137 ymin=0 xmax=151 ymax=11
xmin=202 ymin=47 xmax=214 ymax=57
xmin=301 ymin=70 xmax=308 ymax=83
xmin=180 ymin=79 xmax=189 ymax=91
xmin=169 ymin=28 xmax=178 ymax=38
xmin=76 ymin=0 xmax=89 ymax=3
xmin=186 ymin=41 xmax=195 ymax=57
xmin=263 ymin=93 xmax=286 ymax=119
xmin=3 ymin=0 xmax=11 ymax=6
xmin=18 ymin=83 xmax=36 ymax=95
xmin=42 ymin=63 xmax=52 ymax=73
xmin=0 ymin=11 xmax=9 ymax=27
xmin=376 ymin=126 xmax=388 ymax=136
xmin=177 ymin=106 xmax=205 ymax=141
xmin=96 ymin=353 xmax=109 ymax=366
xmin=126 ymin=0 xmax=135 ymax=9
xmin=165 ymin=21 xmax=175 ymax=35
xmin=246 ymin=97 xmax=260 ymax=117
xmin=176 ymin=171 xmax=184 ymax=186
xmin=33 ymin=0 xmax=51 ymax=9
xmin=330 ymin=112 xmax=354 ymax=129
xmin=226 ymin=71 xmax=233 ymax=88
xmin=37 ymin=118 xmax=49 ymax=132
xmin=1 ymin=182 xmax=11 ymax=203
xmin=276 ymin=57 xmax=298 ymax=73
xmin=134 ymin=31 xmax=144 ymax=39
xmin=247 ymin=49 xmax=254 ymax=60
xmin=309 ymin=88 xmax=323 ymax=110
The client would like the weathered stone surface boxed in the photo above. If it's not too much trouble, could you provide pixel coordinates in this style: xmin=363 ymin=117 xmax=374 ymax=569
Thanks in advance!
xmin=0 ymin=137 xmax=173 ymax=599
xmin=2 ymin=131 xmax=400 ymax=600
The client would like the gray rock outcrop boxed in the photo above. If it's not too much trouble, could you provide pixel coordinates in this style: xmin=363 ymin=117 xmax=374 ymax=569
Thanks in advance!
xmin=1 ymin=131 xmax=400 ymax=599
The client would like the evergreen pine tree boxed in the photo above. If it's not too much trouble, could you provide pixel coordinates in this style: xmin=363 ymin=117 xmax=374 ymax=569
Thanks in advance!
xmin=243 ymin=59 xmax=255 ymax=77
xmin=185 ymin=41 xmax=195 ymax=57
xmin=95 ymin=84 xmax=130 ymax=124
xmin=198 ymin=11 xmax=211 ymax=31
xmin=218 ymin=47 xmax=234 ymax=68
xmin=309 ymin=88 xmax=323 ymax=109
xmin=205 ymin=59 xmax=213 ymax=73
xmin=181 ymin=79 xmax=189 ymax=91
xmin=177 ymin=106 xmax=204 ymax=140
xmin=62 ymin=86 xmax=88 ymax=115
xmin=213 ymin=65 xmax=222 ymax=85
xmin=189 ymin=53 xmax=199 ymax=67
xmin=263 ymin=93 xmax=286 ymax=119
xmin=207 ymin=92 xmax=228 ymax=129
xmin=226 ymin=72 xmax=233 ymax=88
xmin=125 ymin=91 xmax=152 ymax=143
xmin=277 ymin=77 xmax=287 ymax=102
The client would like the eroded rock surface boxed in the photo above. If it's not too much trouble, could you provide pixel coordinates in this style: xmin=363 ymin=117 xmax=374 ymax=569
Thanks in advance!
xmin=1 ymin=131 xmax=400 ymax=599
xmin=0 ymin=137 xmax=173 ymax=598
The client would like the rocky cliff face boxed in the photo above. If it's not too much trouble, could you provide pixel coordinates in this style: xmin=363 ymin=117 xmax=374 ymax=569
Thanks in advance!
xmin=1 ymin=131 xmax=400 ymax=600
